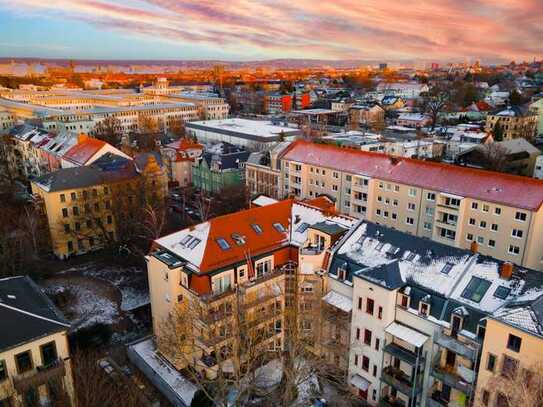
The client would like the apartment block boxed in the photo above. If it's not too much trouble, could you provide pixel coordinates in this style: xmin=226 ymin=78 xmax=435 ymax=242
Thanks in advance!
xmin=324 ymin=220 xmax=543 ymax=406
xmin=279 ymin=141 xmax=543 ymax=271
xmin=0 ymin=276 xmax=75 ymax=406
xmin=484 ymin=105 xmax=538 ymax=141
xmin=246 ymin=141 xmax=291 ymax=199
xmin=146 ymin=198 xmax=355 ymax=380
xmin=31 ymin=152 xmax=167 ymax=258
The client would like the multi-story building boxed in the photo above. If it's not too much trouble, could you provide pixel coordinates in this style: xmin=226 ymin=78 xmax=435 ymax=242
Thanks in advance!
xmin=146 ymin=198 xmax=355 ymax=379
xmin=484 ymin=106 xmax=538 ymax=141
xmin=349 ymin=104 xmax=385 ymax=129
xmin=279 ymin=140 xmax=543 ymax=270
xmin=475 ymin=291 xmax=543 ymax=407
xmin=166 ymin=92 xmax=229 ymax=120
xmin=31 ymin=152 xmax=167 ymax=258
xmin=160 ymin=138 xmax=203 ymax=187
xmin=263 ymin=93 xmax=292 ymax=115
xmin=192 ymin=142 xmax=250 ymax=194
xmin=0 ymin=276 xmax=75 ymax=406
xmin=0 ymin=110 xmax=15 ymax=134
xmin=376 ymin=82 xmax=429 ymax=99
xmin=245 ymin=142 xmax=291 ymax=199
xmin=396 ymin=113 xmax=432 ymax=128
xmin=325 ymin=220 xmax=543 ymax=406
xmin=185 ymin=118 xmax=300 ymax=150
xmin=529 ymin=97 xmax=543 ymax=137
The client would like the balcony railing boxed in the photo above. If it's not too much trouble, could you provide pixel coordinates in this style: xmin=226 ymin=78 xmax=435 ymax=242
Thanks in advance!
xmin=13 ymin=359 xmax=66 ymax=393
xmin=383 ymin=343 xmax=424 ymax=366
xmin=300 ymin=247 xmax=324 ymax=256
xmin=430 ymin=364 xmax=473 ymax=395
xmin=381 ymin=366 xmax=421 ymax=396
xmin=435 ymin=332 xmax=477 ymax=361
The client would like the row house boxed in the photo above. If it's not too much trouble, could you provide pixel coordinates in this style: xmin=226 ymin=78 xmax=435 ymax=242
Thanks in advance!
xmin=0 ymin=276 xmax=76 ymax=406
xmin=146 ymin=198 xmax=355 ymax=380
xmin=278 ymin=140 xmax=543 ymax=271
xmin=324 ymin=220 xmax=543 ymax=406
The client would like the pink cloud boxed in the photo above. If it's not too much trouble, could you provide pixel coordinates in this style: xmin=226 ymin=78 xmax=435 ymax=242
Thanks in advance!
xmin=3 ymin=0 xmax=542 ymax=61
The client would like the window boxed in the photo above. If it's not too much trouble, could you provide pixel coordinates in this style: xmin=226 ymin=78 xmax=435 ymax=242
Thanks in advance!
xmin=362 ymin=356 xmax=369 ymax=371
xmin=375 ymin=338 xmax=380 ymax=351
xmin=512 ymin=229 xmax=523 ymax=239
xmin=507 ymin=334 xmax=522 ymax=352
xmin=425 ymin=207 xmax=434 ymax=216
xmin=358 ymin=297 xmax=362 ymax=310
xmin=364 ymin=329 xmax=372 ymax=345
xmin=482 ymin=390 xmax=490 ymax=406
xmin=427 ymin=192 xmax=436 ymax=201
xmin=378 ymin=306 xmax=383 ymax=319
xmin=64 ymin=224 xmax=70 ymax=234
xmin=0 ymin=360 xmax=6 ymax=382
xmin=273 ymin=223 xmax=286 ymax=233
xmin=469 ymin=218 xmax=476 ymax=225
xmin=73 ymin=206 xmax=79 ymax=216
xmin=70 ymin=192 xmax=77 ymax=201
xmin=491 ymin=223 xmax=499 ymax=231
xmin=472 ymin=202 xmax=478 ymax=210
xmin=515 ymin=211 xmax=527 ymax=222
xmin=489 ymin=239 xmax=496 ymax=248
xmin=495 ymin=207 xmax=502 ymax=215
xmin=256 ymin=259 xmax=272 ymax=278
xmin=508 ymin=245 xmax=520 ymax=255
xmin=407 ymin=203 xmax=416 ymax=211
xmin=394 ymin=185 xmax=400 ymax=192
xmin=15 ymin=351 xmax=33 ymax=374
xmin=40 ymin=342 xmax=58 ymax=366
xmin=494 ymin=286 xmax=511 ymax=299
xmin=406 ymin=217 xmax=414 ymax=225
xmin=67 ymin=241 xmax=73 ymax=252
xmin=502 ymin=355 xmax=519 ymax=377
xmin=461 ymin=277 xmax=491 ymax=303
xmin=400 ymin=294 xmax=409 ymax=307
xmin=354 ymin=354 xmax=359 ymax=366
xmin=372 ymin=365 xmax=377 ymax=377
xmin=62 ymin=208 xmax=68 ymax=218
xmin=60 ymin=193 xmax=66 ymax=203
xmin=366 ymin=298 xmax=374 ymax=315
xmin=482 ymin=204 xmax=489 ymax=212
xmin=420 ymin=302 xmax=429 ymax=316
xmin=486 ymin=353 xmax=496 ymax=372
xmin=477 ymin=236 xmax=484 ymax=244
xmin=408 ymin=188 xmax=416 ymax=197
xmin=216 ymin=238 xmax=230 ymax=250
xmin=479 ymin=220 xmax=487 ymax=228
xmin=466 ymin=233 xmax=473 ymax=241
xmin=356 ymin=328 xmax=360 ymax=340
xmin=251 ymin=224 xmax=263 ymax=234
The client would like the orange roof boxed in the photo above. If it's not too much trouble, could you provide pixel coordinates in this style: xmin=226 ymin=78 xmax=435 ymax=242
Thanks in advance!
xmin=63 ymin=137 xmax=106 ymax=165
xmin=167 ymin=138 xmax=203 ymax=152
xmin=303 ymin=196 xmax=336 ymax=213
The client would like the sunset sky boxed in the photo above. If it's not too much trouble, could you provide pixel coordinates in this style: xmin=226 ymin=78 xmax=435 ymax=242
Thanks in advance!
xmin=0 ymin=0 xmax=541 ymax=62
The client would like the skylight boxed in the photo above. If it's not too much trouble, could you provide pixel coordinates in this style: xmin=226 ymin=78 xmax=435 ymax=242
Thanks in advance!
xmin=375 ymin=242 xmax=385 ymax=251
xmin=180 ymin=235 xmax=192 ymax=246
xmin=187 ymin=238 xmax=201 ymax=249
xmin=251 ymin=224 xmax=263 ymax=234
xmin=231 ymin=233 xmax=245 ymax=245
xmin=216 ymin=238 xmax=230 ymax=250
xmin=441 ymin=262 xmax=454 ymax=275
xmin=493 ymin=286 xmax=511 ymax=300
xmin=461 ymin=277 xmax=491 ymax=303
xmin=296 ymin=222 xmax=309 ymax=233
xmin=405 ymin=252 xmax=416 ymax=262
xmin=273 ymin=223 xmax=286 ymax=233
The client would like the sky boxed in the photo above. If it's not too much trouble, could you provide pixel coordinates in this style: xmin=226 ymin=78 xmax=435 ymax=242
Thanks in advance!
xmin=0 ymin=0 xmax=541 ymax=63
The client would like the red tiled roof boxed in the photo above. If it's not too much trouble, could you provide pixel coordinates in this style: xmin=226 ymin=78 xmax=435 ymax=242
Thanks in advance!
xmin=283 ymin=140 xmax=543 ymax=211
xmin=62 ymin=137 xmax=106 ymax=165
xmin=303 ymin=196 xmax=336 ymax=213
xmin=167 ymin=138 xmax=203 ymax=152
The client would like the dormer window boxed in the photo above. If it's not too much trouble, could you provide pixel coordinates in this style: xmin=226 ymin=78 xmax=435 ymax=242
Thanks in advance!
xmin=419 ymin=295 xmax=431 ymax=317
xmin=231 ymin=233 xmax=245 ymax=245
xmin=338 ymin=265 xmax=347 ymax=281
xmin=251 ymin=224 xmax=263 ymax=234
xmin=273 ymin=223 xmax=286 ymax=233
xmin=451 ymin=314 xmax=464 ymax=337
xmin=216 ymin=238 xmax=230 ymax=250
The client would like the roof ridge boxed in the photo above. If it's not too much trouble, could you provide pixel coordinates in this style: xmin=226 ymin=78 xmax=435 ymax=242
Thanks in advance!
xmin=0 ymin=302 xmax=70 ymax=328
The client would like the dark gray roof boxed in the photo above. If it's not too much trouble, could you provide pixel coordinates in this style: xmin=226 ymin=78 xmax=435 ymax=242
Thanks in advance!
xmin=357 ymin=260 xmax=404 ymax=290
xmin=311 ymin=221 xmax=347 ymax=237
xmin=0 ymin=276 xmax=69 ymax=351
xmin=34 ymin=153 xmax=138 ymax=192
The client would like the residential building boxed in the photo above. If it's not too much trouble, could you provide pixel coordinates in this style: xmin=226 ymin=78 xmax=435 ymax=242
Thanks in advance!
xmin=530 ymin=97 xmax=543 ymax=137
xmin=534 ymin=155 xmax=543 ymax=180
xmin=0 ymin=276 xmax=75 ymax=406
xmin=0 ymin=110 xmax=15 ymax=134
xmin=246 ymin=142 xmax=291 ymax=199
xmin=396 ymin=113 xmax=432 ymax=128
xmin=475 ymin=292 xmax=543 ymax=407
xmin=349 ymin=104 xmax=385 ymax=129
xmin=325 ymin=220 xmax=543 ymax=406
xmin=279 ymin=140 xmax=543 ymax=270
xmin=456 ymin=138 xmax=541 ymax=176
xmin=380 ymin=96 xmax=406 ymax=111
xmin=185 ymin=118 xmax=300 ymax=150
xmin=160 ymin=138 xmax=204 ymax=187
xmin=167 ymin=92 xmax=229 ymax=120
xmin=146 ymin=199 xmax=355 ymax=379
xmin=31 ymin=153 xmax=167 ymax=258
xmin=192 ymin=143 xmax=250 ymax=194
xmin=376 ymin=82 xmax=429 ymax=99
xmin=263 ymin=93 xmax=292 ymax=115
xmin=484 ymin=106 xmax=538 ymax=141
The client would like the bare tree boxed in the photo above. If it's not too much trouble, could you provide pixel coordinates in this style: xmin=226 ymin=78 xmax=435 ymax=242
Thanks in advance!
xmin=424 ymin=90 xmax=450 ymax=131
xmin=480 ymin=142 xmax=509 ymax=172
xmin=94 ymin=116 xmax=122 ymax=146
xmin=481 ymin=361 xmax=543 ymax=407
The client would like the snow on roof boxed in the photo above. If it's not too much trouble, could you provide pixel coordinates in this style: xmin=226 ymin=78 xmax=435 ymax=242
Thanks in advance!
xmin=385 ymin=322 xmax=429 ymax=347
xmin=252 ymin=195 xmax=278 ymax=207
xmin=187 ymin=118 xmax=298 ymax=138
xmin=350 ymin=374 xmax=370 ymax=391
xmin=397 ymin=113 xmax=429 ymax=121
xmin=322 ymin=290 xmax=352 ymax=313
xmin=129 ymin=338 xmax=197 ymax=406
xmin=282 ymin=140 xmax=543 ymax=211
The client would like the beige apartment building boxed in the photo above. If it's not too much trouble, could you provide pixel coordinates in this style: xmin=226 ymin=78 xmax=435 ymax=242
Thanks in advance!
xmin=246 ymin=142 xmax=291 ymax=199
xmin=484 ymin=106 xmax=538 ymax=141
xmin=279 ymin=141 xmax=543 ymax=271
xmin=0 ymin=276 xmax=75 ymax=406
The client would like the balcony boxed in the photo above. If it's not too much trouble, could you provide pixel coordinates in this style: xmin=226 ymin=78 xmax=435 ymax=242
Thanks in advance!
xmin=381 ymin=366 xmax=421 ymax=396
xmin=379 ymin=396 xmax=407 ymax=407
xmin=427 ymin=391 xmax=448 ymax=407
xmin=13 ymin=359 xmax=66 ymax=393
xmin=383 ymin=343 xmax=424 ymax=366
xmin=430 ymin=364 xmax=473 ymax=395
xmin=300 ymin=246 xmax=324 ymax=256
xmin=435 ymin=333 xmax=477 ymax=361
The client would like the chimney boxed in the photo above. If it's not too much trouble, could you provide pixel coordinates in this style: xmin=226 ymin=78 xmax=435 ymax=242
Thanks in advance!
xmin=470 ymin=240 xmax=479 ymax=254
xmin=500 ymin=262 xmax=514 ymax=280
